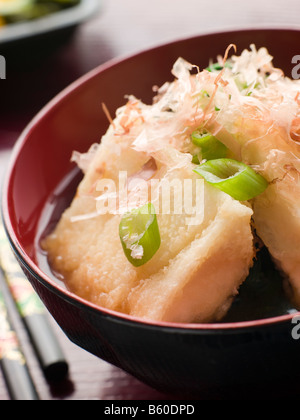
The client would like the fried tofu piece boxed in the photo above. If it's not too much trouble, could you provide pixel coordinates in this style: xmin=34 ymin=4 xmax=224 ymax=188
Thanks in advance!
xmin=185 ymin=45 xmax=300 ymax=309
xmin=44 ymin=108 xmax=254 ymax=323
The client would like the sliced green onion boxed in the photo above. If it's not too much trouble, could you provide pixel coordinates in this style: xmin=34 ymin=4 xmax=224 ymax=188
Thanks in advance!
xmin=193 ymin=158 xmax=268 ymax=201
xmin=206 ymin=61 xmax=232 ymax=72
xmin=192 ymin=154 xmax=200 ymax=164
xmin=191 ymin=130 xmax=227 ymax=161
xmin=119 ymin=203 xmax=161 ymax=267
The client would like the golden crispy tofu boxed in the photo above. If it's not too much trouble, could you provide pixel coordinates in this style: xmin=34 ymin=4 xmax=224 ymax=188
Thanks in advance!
xmin=204 ymin=45 xmax=300 ymax=307
xmin=44 ymin=103 xmax=254 ymax=323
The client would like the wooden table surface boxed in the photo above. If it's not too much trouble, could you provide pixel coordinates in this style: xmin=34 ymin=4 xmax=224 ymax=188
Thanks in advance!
xmin=0 ymin=0 xmax=300 ymax=401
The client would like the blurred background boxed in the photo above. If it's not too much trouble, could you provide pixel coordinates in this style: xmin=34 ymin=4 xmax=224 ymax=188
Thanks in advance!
xmin=1 ymin=0 xmax=300 ymax=149
xmin=0 ymin=0 xmax=299 ymax=400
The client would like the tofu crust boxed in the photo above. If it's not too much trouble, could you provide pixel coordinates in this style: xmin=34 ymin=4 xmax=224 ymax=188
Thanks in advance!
xmin=44 ymin=107 xmax=254 ymax=323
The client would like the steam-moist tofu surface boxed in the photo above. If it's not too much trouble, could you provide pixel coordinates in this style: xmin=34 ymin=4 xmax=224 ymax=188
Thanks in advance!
xmin=44 ymin=118 xmax=254 ymax=323
xmin=213 ymin=115 xmax=300 ymax=308
xmin=44 ymin=44 xmax=300 ymax=322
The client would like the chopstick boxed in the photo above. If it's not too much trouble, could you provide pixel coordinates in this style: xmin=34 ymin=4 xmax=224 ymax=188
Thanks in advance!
xmin=0 ymin=223 xmax=69 ymax=384
xmin=0 ymin=280 xmax=40 ymax=400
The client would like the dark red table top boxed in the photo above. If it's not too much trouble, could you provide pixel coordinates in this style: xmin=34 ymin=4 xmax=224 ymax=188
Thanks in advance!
xmin=0 ymin=0 xmax=300 ymax=400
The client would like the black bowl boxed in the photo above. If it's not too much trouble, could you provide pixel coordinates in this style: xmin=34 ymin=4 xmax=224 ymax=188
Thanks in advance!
xmin=3 ymin=28 xmax=300 ymax=398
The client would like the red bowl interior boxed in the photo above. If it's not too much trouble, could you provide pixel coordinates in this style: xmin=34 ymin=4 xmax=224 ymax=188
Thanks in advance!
xmin=3 ymin=28 xmax=300 ymax=332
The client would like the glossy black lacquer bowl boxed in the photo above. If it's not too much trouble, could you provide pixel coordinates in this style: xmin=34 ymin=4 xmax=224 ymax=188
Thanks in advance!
xmin=3 ymin=29 xmax=300 ymax=399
